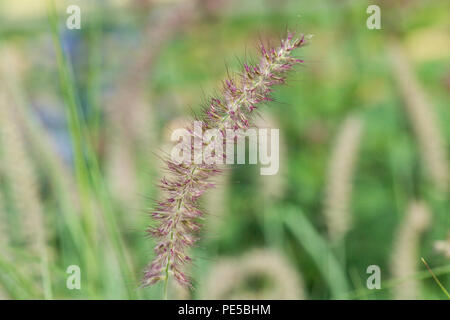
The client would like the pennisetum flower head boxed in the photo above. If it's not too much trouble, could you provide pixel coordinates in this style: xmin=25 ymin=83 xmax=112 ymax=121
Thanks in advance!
xmin=143 ymin=32 xmax=310 ymax=290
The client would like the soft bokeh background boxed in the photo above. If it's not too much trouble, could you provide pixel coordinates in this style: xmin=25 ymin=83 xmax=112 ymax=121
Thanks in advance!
xmin=0 ymin=0 xmax=449 ymax=299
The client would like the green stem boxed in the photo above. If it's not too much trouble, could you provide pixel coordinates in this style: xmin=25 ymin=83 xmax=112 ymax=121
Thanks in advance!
xmin=421 ymin=257 xmax=450 ymax=299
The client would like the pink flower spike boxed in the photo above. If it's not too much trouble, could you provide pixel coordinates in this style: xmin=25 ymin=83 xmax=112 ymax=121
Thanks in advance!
xmin=143 ymin=33 xmax=309 ymax=289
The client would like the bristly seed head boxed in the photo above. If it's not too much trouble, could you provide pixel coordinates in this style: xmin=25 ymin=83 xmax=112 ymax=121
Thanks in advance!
xmin=143 ymin=32 xmax=309 ymax=288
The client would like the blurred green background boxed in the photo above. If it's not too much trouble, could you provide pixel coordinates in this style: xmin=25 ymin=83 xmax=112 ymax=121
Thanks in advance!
xmin=0 ymin=0 xmax=449 ymax=299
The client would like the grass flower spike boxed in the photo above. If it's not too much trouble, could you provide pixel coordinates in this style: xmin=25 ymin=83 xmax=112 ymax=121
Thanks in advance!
xmin=143 ymin=33 xmax=309 ymax=291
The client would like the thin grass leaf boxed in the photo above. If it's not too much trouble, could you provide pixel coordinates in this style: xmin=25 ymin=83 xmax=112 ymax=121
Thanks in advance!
xmin=284 ymin=207 xmax=350 ymax=299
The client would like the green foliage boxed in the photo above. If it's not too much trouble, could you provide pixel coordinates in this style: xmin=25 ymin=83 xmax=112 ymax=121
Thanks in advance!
xmin=0 ymin=0 xmax=448 ymax=299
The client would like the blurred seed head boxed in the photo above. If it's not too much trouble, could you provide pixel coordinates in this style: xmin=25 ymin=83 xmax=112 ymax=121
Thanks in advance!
xmin=105 ymin=0 xmax=201 ymax=208
xmin=434 ymin=231 xmax=450 ymax=259
xmin=254 ymin=111 xmax=286 ymax=201
xmin=169 ymin=279 xmax=191 ymax=300
xmin=158 ymin=116 xmax=193 ymax=176
xmin=324 ymin=114 xmax=364 ymax=242
xmin=388 ymin=41 xmax=449 ymax=192
xmin=202 ymin=249 xmax=305 ymax=299
xmin=390 ymin=201 xmax=431 ymax=300
xmin=0 ymin=92 xmax=47 ymax=256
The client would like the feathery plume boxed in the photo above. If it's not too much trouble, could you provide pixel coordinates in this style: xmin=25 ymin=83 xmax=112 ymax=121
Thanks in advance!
xmin=388 ymin=41 xmax=449 ymax=192
xmin=143 ymin=33 xmax=309 ymax=289
xmin=390 ymin=201 xmax=431 ymax=300
xmin=324 ymin=115 xmax=364 ymax=242
xmin=164 ymin=120 xmax=231 ymax=237
xmin=202 ymin=249 xmax=305 ymax=299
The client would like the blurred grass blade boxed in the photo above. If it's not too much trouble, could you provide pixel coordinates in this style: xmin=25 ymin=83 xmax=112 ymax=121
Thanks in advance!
xmin=47 ymin=0 xmax=139 ymax=298
xmin=284 ymin=207 xmax=350 ymax=299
